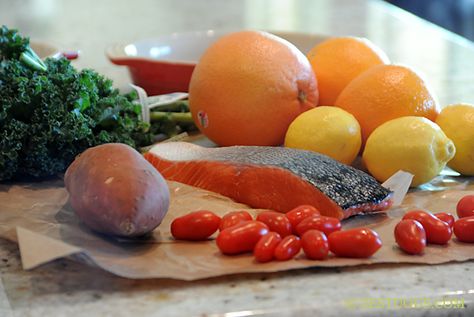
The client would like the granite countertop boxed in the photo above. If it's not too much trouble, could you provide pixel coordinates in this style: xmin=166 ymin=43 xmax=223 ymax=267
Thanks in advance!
xmin=1 ymin=238 xmax=473 ymax=317
xmin=1 ymin=0 xmax=474 ymax=316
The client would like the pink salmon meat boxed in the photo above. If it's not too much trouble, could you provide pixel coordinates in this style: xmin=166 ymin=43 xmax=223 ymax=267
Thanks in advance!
xmin=144 ymin=142 xmax=393 ymax=219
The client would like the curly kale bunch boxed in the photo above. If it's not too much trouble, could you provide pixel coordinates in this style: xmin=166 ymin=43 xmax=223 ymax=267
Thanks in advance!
xmin=0 ymin=25 xmax=47 ymax=71
xmin=0 ymin=26 xmax=153 ymax=181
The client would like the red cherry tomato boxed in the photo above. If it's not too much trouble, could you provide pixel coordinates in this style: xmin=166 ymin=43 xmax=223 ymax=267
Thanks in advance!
xmin=286 ymin=205 xmax=321 ymax=229
xmin=219 ymin=211 xmax=253 ymax=231
xmin=434 ymin=212 xmax=455 ymax=228
xmin=328 ymin=228 xmax=382 ymax=258
xmin=301 ymin=230 xmax=329 ymax=260
xmin=274 ymin=235 xmax=301 ymax=261
xmin=254 ymin=232 xmax=282 ymax=263
xmin=456 ymin=195 xmax=474 ymax=218
xmin=295 ymin=215 xmax=341 ymax=237
xmin=171 ymin=210 xmax=221 ymax=241
xmin=216 ymin=221 xmax=269 ymax=255
xmin=403 ymin=210 xmax=452 ymax=245
xmin=394 ymin=219 xmax=426 ymax=255
xmin=453 ymin=216 xmax=474 ymax=243
xmin=256 ymin=211 xmax=292 ymax=237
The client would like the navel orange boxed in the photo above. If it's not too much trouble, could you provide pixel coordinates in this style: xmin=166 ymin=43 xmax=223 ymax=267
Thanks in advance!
xmin=306 ymin=37 xmax=389 ymax=106
xmin=335 ymin=64 xmax=440 ymax=143
xmin=188 ymin=30 xmax=319 ymax=146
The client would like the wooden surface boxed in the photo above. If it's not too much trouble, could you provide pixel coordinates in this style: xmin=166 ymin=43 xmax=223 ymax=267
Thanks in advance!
xmin=1 ymin=0 xmax=474 ymax=316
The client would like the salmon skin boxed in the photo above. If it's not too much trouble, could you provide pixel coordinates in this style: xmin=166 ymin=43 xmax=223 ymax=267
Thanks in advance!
xmin=144 ymin=142 xmax=393 ymax=219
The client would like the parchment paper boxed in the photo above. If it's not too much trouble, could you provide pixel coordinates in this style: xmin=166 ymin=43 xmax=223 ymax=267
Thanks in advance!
xmin=0 ymin=175 xmax=473 ymax=281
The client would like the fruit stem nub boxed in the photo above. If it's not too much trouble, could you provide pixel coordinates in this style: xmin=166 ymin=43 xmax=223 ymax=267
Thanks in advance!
xmin=298 ymin=90 xmax=307 ymax=103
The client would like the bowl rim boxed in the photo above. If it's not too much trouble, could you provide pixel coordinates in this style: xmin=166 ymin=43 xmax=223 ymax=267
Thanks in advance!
xmin=106 ymin=29 xmax=329 ymax=66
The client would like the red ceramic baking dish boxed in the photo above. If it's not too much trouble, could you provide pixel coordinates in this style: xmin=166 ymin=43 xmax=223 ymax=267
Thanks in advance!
xmin=106 ymin=30 xmax=326 ymax=95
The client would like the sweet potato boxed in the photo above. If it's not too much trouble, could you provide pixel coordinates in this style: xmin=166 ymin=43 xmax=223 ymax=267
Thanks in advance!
xmin=65 ymin=143 xmax=169 ymax=237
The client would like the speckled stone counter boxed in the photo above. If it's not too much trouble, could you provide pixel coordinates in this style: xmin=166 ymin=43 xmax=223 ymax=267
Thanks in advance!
xmin=1 ymin=0 xmax=474 ymax=316
xmin=1 ymin=238 xmax=472 ymax=316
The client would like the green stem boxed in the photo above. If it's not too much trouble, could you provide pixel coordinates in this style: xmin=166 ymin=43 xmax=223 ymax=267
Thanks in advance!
xmin=151 ymin=100 xmax=189 ymax=112
xmin=20 ymin=47 xmax=47 ymax=72
xmin=150 ymin=111 xmax=194 ymax=123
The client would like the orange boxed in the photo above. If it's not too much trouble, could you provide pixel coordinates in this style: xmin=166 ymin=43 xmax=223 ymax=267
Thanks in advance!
xmin=335 ymin=64 xmax=440 ymax=143
xmin=188 ymin=30 xmax=319 ymax=146
xmin=306 ymin=37 xmax=389 ymax=106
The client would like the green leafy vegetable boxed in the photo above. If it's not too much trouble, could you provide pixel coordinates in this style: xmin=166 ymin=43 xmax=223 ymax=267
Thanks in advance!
xmin=0 ymin=25 xmax=47 ymax=71
xmin=0 ymin=56 xmax=152 ymax=180
xmin=1 ymin=26 xmax=196 ymax=181
xmin=0 ymin=26 xmax=196 ymax=181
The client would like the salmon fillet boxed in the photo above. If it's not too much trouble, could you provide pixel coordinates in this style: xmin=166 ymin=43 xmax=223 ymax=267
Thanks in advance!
xmin=144 ymin=142 xmax=393 ymax=219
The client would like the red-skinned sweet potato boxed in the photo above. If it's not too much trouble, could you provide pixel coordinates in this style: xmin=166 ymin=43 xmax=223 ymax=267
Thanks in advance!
xmin=65 ymin=143 xmax=169 ymax=237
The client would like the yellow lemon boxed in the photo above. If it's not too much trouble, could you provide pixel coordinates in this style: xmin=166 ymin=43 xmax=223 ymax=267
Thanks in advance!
xmin=284 ymin=106 xmax=361 ymax=165
xmin=363 ymin=116 xmax=456 ymax=187
xmin=436 ymin=103 xmax=474 ymax=175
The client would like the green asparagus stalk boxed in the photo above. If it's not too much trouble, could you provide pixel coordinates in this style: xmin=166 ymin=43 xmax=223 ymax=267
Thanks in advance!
xmin=150 ymin=111 xmax=193 ymax=123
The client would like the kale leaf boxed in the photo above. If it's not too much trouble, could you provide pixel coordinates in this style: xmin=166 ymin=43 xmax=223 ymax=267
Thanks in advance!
xmin=0 ymin=26 xmax=153 ymax=180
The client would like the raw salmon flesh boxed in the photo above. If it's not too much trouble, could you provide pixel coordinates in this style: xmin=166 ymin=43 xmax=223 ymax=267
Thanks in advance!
xmin=144 ymin=142 xmax=393 ymax=219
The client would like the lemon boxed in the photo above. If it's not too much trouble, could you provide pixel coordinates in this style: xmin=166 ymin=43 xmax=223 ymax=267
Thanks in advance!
xmin=284 ymin=106 xmax=361 ymax=164
xmin=363 ymin=116 xmax=456 ymax=187
xmin=436 ymin=103 xmax=474 ymax=175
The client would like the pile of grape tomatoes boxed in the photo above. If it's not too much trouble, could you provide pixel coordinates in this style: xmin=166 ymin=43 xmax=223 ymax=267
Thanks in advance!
xmin=171 ymin=205 xmax=382 ymax=262
xmin=171 ymin=194 xmax=474 ymax=262
xmin=395 ymin=194 xmax=474 ymax=255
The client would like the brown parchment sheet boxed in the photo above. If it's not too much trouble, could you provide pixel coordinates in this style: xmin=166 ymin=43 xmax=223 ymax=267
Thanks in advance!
xmin=0 ymin=174 xmax=473 ymax=281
